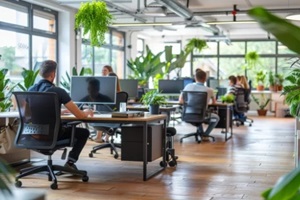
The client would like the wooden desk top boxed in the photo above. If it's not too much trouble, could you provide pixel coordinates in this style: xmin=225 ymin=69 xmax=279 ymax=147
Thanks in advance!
xmin=127 ymin=105 xmax=178 ymax=112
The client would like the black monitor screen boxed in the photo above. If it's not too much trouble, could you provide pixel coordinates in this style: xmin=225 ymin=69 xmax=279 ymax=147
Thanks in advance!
xmin=209 ymin=79 xmax=219 ymax=89
xmin=120 ymin=79 xmax=138 ymax=99
xmin=71 ymin=76 xmax=116 ymax=104
xmin=159 ymin=80 xmax=184 ymax=94
xmin=183 ymin=78 xmax=194 ymax=87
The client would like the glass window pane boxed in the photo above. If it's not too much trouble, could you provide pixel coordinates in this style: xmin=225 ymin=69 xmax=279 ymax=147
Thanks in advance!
xmin=0 ymin=1 xmax=28 ymax=27
xmin=137 ymin=38 xmax=144 ymax=53
xmin=32 ymin=36 xmax=56 ymax=65
xmin=247 ymin=41 xmax=276 ymax=54
xmin=0 ymin=30 xmax=29 ymax=80
xmin=112 ymin=31 xmax=124 ymax=47
xmin=193 ymin=57 xmax=218 ymax=78
xmin=33 ymin=9 xmax=56 ymax=33
xmin=81 ymin=44 xmax=93 ymax=70
xmin=195 ymin=42 xmax=217 ymax=55
xmin=94 ymin=47 xmax=110 ymax=75
xmin=112 ymin=49 xmax=124 ymax=78
xmin=219 ymin=42 xmax=245 ymax=55
xmin=277 ymin=57 xmax=296 ymax=75
xmin=219 ymin=58 xmax=245 ymax=87
xmin=278 ymin=44 xmax=297 ymax=54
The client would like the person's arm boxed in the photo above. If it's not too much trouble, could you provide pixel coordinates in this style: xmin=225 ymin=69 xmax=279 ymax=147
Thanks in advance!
xmin=64 ymin=100 xmax=93 ymax=118
xmin=179 ymin=93 xmax=184 ymax=104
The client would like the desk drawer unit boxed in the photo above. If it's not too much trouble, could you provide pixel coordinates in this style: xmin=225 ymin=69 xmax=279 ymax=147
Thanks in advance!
xmin=121 ymin=123 xmax=163 ymax=161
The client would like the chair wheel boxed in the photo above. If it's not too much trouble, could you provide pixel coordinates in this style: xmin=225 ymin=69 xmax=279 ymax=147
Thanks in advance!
xmin=89 ymin=153 xmax=93 ymax=158
xmin=15 ymin=180 xmax=22 ymax=188
xmin=249 ymin=124 xmax=252 ymax=127
xmin=160 ymin=161 xmax=167 ymax=167
xmin=114 ymin=154 xmax=119 ymax=159
xmin=50 ymin=182 xmax=58 ymax=190
xmin=82 ymin=175 xmax=89 ymax=182
xmin=168 ymin=160 xmax=177 ymax=167
xmin=179 ymin=139 xmax=183 ymax=143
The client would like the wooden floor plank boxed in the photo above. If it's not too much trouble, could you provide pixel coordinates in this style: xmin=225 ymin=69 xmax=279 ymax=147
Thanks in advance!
xmin=14 ymin=116 xmax=294 ymax=200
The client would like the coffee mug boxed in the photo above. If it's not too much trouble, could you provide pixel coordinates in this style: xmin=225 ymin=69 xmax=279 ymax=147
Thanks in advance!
xmin=119 ymin=102 xmax=127 ymax=112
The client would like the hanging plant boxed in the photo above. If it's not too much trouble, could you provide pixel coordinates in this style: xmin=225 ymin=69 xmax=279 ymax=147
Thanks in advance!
xmin=75 ymin=1 xmax=113 ymax=47
xmin=184 ymin=38 xmax=207 ymax=54
xmin=245 ymin=51 xmax=260 ymax=70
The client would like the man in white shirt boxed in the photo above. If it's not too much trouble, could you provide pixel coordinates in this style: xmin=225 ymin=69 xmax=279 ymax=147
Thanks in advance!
xmin=179 ymin=69 xmax=220 ymax=140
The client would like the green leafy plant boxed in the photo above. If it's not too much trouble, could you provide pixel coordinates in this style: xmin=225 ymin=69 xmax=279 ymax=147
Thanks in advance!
xmin=184 ymin=38 xmax=207 ymax=54
xmin=268 ymin=71 xmax=275 ymax=86
xmin=275 ymin=73 xmax=284 ymax=86
xmin=220 ymin=93 xmax=235 ymax=103
xmin=245 ymin=51 xmax=260 ymax=70
xmin=0 ymin=159 xmax=14 ymax=197
xmin=60 ymin=67 xmax=93 ymax=91
xmin=0 ymin=69 xmax=15 ymax=112
xmin=75 ymin=1 xmax=112 ymax=47
xmin=140 ymin=90 xmax=166 ymax=106
xmin=127 ymin=45 xmax=164 ymax=87
xmin=256 ymin=70 xmax=266 ymax=86
xmin=17 ymin=68 xmax=40 ymax=91
xmin=251 ymin=93 xmax=271 ymax=110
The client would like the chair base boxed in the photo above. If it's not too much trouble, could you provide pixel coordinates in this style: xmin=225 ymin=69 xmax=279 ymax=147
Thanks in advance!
xmin=15 ymin=159 xmax=88 ymax=190
xmin=180 ymin=132 xmax=215 ymax=143
xmin=89 ymin=142 xmax=121 ymax=159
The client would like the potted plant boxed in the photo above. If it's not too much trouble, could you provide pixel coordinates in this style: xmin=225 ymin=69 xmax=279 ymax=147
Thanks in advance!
xmin=75 ymin=1 xmax=112 ymax=47
xmin=127 ymin=45 xmax=164 ymax=87
xmin=275 ymin=73 xmax=284 ymax=92
xmin=255 ymin=70 xmax=266 ymax=91
xmin=220 ymin=94 xmax=235 ymax=103
xmin=268 ymin=71 xmax=277 ymax=92
xmin=17 ymin=68 xmax=40 ymax=91
xmin=245 ymin=51 xmax=260 ymax=71
xmin=140 ymin=90 xmax=166 ymax=114
xmin=0 ymin=69 xmax=16 ymax=112
xmin=251 ymin=93 xmax=270 ymax=116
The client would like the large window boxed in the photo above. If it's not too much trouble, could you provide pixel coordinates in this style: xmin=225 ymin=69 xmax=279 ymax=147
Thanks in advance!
xmin=0 ymin=0 xmax=58 ymax=81
xmin=81 ymin=29 xmax=125 ymax=78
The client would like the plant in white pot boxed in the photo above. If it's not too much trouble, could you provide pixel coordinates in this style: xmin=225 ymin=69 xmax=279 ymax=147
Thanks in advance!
xmin=140 ymin=90 xmax=166 ymax=114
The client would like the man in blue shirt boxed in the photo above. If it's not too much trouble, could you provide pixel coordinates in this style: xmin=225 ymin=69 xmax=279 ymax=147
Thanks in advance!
xmin=29 ymin=60 xmax=93 ymax=170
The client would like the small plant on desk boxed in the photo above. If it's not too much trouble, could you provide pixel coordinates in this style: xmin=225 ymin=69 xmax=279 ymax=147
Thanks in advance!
xmin=140 ymin=90 xmax=166 ymax=114
xmin=220 ymin=94 xmax=235 ymax=103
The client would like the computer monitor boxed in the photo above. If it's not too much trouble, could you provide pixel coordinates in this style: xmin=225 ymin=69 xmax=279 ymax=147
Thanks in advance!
xmin=183 ymin=78 xmax=194 ymax=87
xmin=216 ymin=87 xmax=227 ymax=99
xmin=71 ymin=76 xmax=116 ymax=104
xmin=208 ymin=79 xmax=219 ymax=89
xmin=158 ymin=80 xmax=184 ymax=94
xmin=120 ymin=79 xmax=138 ymax=99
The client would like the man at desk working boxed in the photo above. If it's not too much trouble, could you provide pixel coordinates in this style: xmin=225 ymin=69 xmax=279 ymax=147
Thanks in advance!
xmin=179 ymin=69 xmax=220 ymax=141
xmin=29 ymin=60 xmax=93 ymax=171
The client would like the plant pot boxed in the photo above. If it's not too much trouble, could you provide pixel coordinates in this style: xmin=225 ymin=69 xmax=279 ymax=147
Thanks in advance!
xmin=149 ymin=104 xmax=160 ymax=114
xmin=269 ymin=85 xmax=277 ymax=92
xmin=257 ymin=109 xmax=267 ymax=116
xmin=277 ymin=85 xmax=283 ymax=91
xmin=257 ymin=85 xmax=265 ymax=91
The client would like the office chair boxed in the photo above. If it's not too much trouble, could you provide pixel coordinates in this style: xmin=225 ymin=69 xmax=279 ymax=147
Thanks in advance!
xmin=179 ymin=91 xmax=215 ymax=143
xmin=233 ymin=88 xmax=252 ymax=127
xmin=89 ymin=91 xmax=128 ymax=159
xmin=13 ymin=92 xmax=88 ymax=190
xmin=243 ymin=88 xmax=254 ymax=125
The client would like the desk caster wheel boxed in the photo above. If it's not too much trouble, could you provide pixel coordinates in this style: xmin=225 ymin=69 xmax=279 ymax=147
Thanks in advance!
xmin=82 ymin=175 xmax=89 ymax=182
xmin=50 ymin=182 xmax=58 ymax=190
xmin=89 ymin=153 xmax=93 ymax=158
xmin=15 ymin=180 xmax=22 ymax=188
xmin=160 ymin=161 xmax=167 ymax=167
xmin=168 ymin=160 xmax=177 ymax=167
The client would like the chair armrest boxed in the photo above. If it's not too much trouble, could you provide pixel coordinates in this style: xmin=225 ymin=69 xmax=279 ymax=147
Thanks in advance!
xmin=65 ymin=121 xmax=82 ymax=147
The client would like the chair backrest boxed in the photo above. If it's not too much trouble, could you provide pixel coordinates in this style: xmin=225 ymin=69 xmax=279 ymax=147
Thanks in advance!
xmin=234 ymin=88 xmax=248 ymax=113
xmin=13 ymin=92 xmax=61 ymax=150
xmin=181 ymin=91 xmax=208 ymax=123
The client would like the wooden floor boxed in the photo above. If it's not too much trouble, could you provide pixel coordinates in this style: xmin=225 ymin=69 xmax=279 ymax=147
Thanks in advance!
xmin=15 ymin=116 xmax=295 ymax=200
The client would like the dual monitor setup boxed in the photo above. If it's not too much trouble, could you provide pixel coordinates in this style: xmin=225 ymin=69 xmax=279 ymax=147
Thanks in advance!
xmin=70 ymin=76 xmax=226 ymax=105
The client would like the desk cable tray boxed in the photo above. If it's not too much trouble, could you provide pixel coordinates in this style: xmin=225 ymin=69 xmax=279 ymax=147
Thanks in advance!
xmin=111 ymin=111 xmax=144 ymax=118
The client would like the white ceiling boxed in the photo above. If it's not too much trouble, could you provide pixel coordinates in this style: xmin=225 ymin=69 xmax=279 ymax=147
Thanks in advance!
xmin=52 ymin=0 xmax=300 ymax=40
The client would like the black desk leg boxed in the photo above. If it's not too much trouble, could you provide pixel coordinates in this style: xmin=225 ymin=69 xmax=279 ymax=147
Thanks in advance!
xmin=143 ymin=122 xmax=148 ymax=181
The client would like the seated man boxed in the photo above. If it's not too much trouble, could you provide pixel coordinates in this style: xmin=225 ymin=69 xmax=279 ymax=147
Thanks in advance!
xmin=29 ymin=60 xmax=93 ymax=170
xmin=179 ymin=69 xmax=220 ymax=140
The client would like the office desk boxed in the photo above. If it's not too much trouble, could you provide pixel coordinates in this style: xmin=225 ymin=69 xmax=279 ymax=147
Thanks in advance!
xmin=209 ymin=103 xmax=233 ymax=141
xmin=62 ymin=114 xmax=167 ymax=181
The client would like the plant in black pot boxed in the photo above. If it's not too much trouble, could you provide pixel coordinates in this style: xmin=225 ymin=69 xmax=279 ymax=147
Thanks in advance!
xmin=140 ymin=90 xmax=166 ymax=114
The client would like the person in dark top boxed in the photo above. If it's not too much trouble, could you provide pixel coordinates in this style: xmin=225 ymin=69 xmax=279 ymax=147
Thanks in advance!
xmin=80 ymin=78 xmax=112 ymax=103
xmin=29 ymin=60 xmax=93 ymax=171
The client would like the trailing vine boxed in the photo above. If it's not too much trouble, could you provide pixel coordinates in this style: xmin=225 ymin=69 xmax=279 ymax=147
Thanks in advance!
xmin=75 ymin=1 xmax=112 ymax=47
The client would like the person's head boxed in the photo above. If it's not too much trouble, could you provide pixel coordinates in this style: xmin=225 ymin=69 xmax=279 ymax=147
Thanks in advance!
xmin=108 ymin=72 xmax=121 ymax=92
xmin=236 ymin=75 xmax=242 ymax=84
xmin=228 ymin=75 xmax=237 ymax=86
xmin=195 ymin=69 xmax=207 ymax=83
xmin=240 ymin=75 xmax=249 ymax=89
xmin=102 ymin=65 xmax=113 ymax=76
xmin=39 ymin=60 xmax=57 ymax=82
xmin=87 ymin=78 xmax=100 ymax=97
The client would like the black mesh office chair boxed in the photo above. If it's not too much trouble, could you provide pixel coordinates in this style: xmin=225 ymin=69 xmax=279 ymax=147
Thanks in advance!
xmin=13 ymin=92 xmax=88 ymax=190
xmin=89 ymin=92 xmax=128 ymax=159
xmin=244 ymin=88 xmax=254 ymax=125
xmin=179 ymin=91 xmax=215 ymax=143
xmin=233 ymin=88 xmax=252 ymax=126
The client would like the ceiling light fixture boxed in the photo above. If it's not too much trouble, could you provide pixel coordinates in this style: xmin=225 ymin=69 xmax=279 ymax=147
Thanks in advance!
xmin=286 ymin=14 xmax=300 ymax=21
xmin=206 ymin=20 xmax=257 ymax=25
xmin=111 ymin=22 xmax=172 ymax=27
